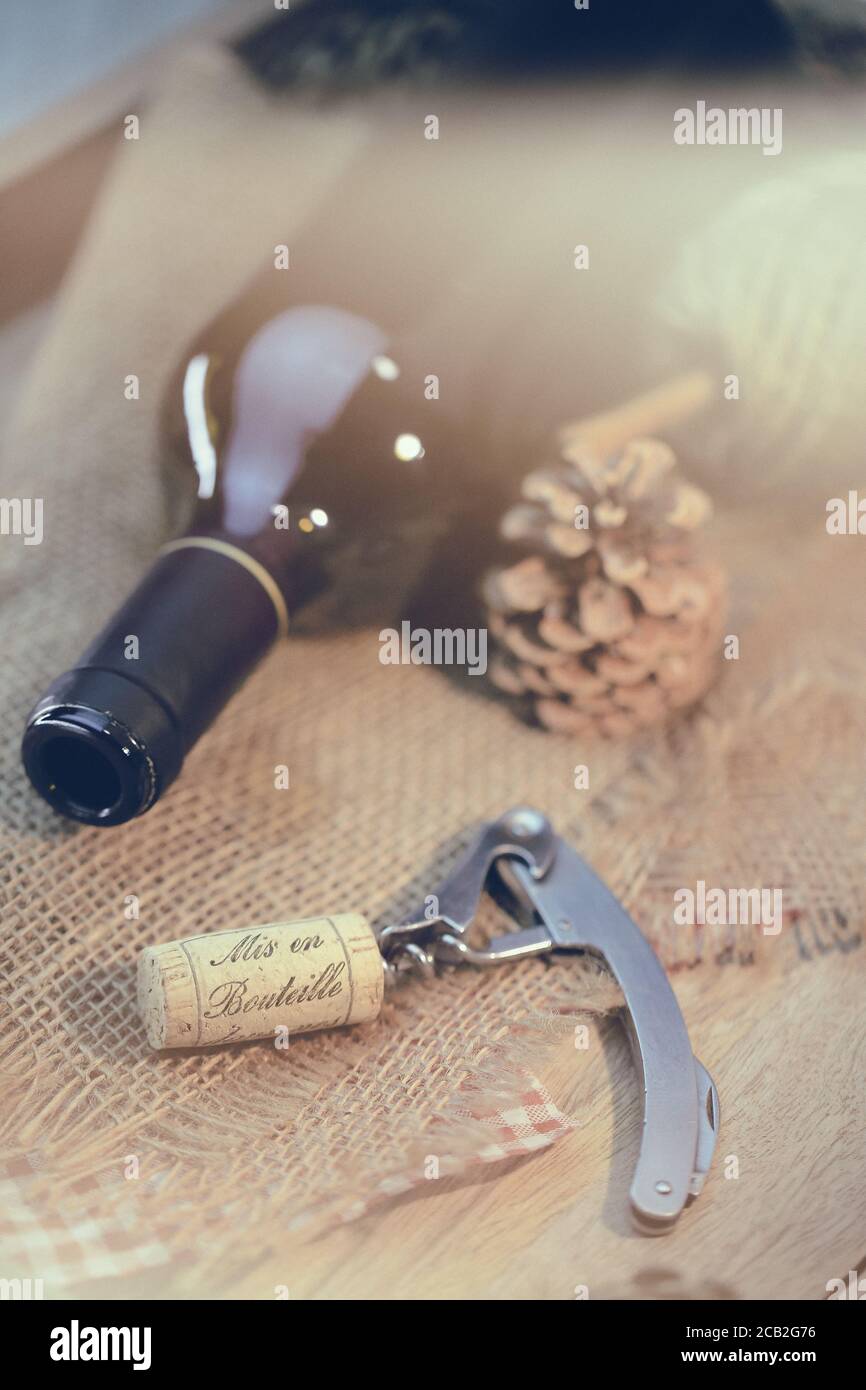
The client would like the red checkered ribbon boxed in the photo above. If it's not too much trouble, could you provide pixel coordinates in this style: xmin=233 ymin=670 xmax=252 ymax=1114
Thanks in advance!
xmin=0 ymin=1071 xmax=575 ymax=1291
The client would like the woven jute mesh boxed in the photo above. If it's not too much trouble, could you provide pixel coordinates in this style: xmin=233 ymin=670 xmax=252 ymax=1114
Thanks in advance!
xmin=1 ymin=49 xmax=864 ymax=1292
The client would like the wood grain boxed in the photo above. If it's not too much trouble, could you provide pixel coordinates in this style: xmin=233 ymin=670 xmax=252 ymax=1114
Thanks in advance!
xmin=141 ymin=934 xmax=862 ymax=1300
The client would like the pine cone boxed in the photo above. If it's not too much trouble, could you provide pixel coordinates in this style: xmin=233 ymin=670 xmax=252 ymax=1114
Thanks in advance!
xmin=483 ymin=437 xmax=727 ymax=736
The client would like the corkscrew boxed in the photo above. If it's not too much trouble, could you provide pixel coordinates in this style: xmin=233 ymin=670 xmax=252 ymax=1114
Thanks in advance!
xmin=378 ymin=806 xmax=720 ymax=1234
xmin=139 ymin=806 xmax=718 ymax=1234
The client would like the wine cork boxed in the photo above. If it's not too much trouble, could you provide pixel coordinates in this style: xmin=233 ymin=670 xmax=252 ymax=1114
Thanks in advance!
xmin=137 ymin=913 xmax=384 ymax=1050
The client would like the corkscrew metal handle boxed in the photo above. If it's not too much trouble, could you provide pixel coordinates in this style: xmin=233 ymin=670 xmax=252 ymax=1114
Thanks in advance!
xmin=378 ymin=806 xmax=719 ymax=1234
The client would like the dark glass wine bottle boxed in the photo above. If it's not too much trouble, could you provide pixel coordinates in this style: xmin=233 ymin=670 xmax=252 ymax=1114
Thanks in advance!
xmin=22 ymin=253 xmax=508 ymax=826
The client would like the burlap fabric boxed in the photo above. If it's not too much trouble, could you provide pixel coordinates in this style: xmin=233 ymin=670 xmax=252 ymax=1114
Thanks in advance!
xmin=1 ymin=49 xmax=864 ymax=1295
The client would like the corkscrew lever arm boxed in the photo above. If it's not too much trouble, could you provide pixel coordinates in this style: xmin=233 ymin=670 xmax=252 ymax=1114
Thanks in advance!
xmin=494 ymin=829 xmax=719 ymax=1233
xmin=380 ymin=806 xmax=718 ymax=1233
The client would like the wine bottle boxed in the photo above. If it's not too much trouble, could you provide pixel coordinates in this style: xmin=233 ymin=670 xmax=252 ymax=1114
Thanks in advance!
xmin=22 ymin=116 xmax=566 ymax=827
xmin=20 ymin=179 xmax=518 ymax=828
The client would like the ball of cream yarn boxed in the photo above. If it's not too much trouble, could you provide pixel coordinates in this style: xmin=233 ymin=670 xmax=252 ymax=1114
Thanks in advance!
xmin=654 ymin=155 xmax=866 ymax=501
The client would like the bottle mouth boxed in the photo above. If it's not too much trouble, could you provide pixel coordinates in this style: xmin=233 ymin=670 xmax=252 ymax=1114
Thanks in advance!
xmin=22 ymin=706 xmax=158 ymax=826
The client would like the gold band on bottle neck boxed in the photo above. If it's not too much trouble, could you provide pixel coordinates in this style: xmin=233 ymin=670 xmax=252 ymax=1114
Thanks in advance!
xmin=158 ymin=537 xmax=289 ymax=638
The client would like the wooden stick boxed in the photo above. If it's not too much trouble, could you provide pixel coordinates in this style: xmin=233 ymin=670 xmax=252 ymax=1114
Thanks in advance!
xmin=558 ymin=370 xmax=714 ymax=459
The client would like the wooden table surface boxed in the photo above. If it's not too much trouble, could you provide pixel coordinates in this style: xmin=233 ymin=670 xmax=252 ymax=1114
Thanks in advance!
xmin=127 ymin=931 xmax=859 ymax=1301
